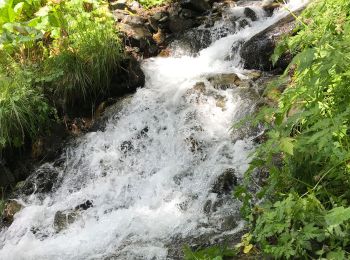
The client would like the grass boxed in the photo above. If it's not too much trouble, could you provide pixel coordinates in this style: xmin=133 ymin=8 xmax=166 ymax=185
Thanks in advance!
xmin=0 ymin=0 xmax=124 ymax=153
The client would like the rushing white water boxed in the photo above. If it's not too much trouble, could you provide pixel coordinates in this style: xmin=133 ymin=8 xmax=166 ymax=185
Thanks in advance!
xmin=0 ymin=1 xmax=307 ymax=259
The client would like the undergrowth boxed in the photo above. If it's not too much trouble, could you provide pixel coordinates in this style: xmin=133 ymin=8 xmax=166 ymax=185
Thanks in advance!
xmin=234 ymin=0 xmax=350 ymax=258
xmin=0 ymin=0 xmax=123 ymax=153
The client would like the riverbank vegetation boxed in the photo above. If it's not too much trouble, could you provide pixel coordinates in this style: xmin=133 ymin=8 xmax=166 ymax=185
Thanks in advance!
xmin=237 ymin=0 xmax=350 ymax=258
xmin=0 ymin=0 xmax=123 ymax=153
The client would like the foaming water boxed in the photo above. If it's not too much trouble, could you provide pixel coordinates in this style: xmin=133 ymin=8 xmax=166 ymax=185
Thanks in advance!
xmin=0 ymin=1 xmax=307 ymax=259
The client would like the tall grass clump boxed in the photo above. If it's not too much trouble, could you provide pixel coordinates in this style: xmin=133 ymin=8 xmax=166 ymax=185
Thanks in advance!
xmin=235 ymin=0 xmax=350 ymax=258
xmin=0 ymin=75 xmax=50 ymax=151
xmin=45 ymin=1 xmax=123 ymax=105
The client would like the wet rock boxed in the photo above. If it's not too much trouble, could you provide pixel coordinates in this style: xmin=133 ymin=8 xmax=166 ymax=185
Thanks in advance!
xmin=180 ymin=0 xmax=211 ymax=13
xmin=169 ymin=28 xmax=211 ymax=54
xmin=54 ymin=210 xmax=78 ymax=232
xmin=244 ymin=7 xmax=257 ymax=21
xmin=54 ymin=200 xmax=93 ymax=232
xmin=75 ymin=200 xmax=93 ymax=211
xmin=240 ymin=11 xmax=303 ymax=71
xmin=2 ymin=200 xmax=22 ymax=226
xmin=18 ymin=164 xmax=59 ymax=196
xmin=211 ymin=168 xmax=237 ymax=196
xmin=207 ymin=73 xmax=242 ymax=89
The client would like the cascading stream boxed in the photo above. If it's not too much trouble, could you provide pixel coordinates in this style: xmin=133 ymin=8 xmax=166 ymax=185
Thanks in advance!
xmin=0 ymin=1 xmax=307 ymax=259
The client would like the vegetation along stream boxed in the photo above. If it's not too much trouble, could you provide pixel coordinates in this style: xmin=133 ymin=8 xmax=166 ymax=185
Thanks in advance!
xmin=0 ymin=0 xmax=311 ymax=259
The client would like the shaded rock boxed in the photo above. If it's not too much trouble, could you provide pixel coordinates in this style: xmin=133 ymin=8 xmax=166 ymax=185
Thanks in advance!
xmin=180 ymin=0 xmax=211 ymax=13
xmin=168 ymin=15 xmax=194 ymax=33
xmin=240 ymin=11 xmax=303 ymax=71
xmin=211 ymin=168 xmax=237 ymax=196
xmin=244 ymin=7 xmax=257 ymax=21
xmin=2 ymin=200 xmax=22 ymax=226
xmin=110 ymin=56 xmax=145 ymax=96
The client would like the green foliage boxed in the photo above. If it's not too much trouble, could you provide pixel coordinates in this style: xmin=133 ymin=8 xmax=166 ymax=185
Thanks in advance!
xmin=0 ymin=0 xmax=123 ymax=152
xmin=236 ymin=0 xmax=350 ymax=258
xmin=0 ymin=73 xmax=51 ymax=150
xmin=183 ymin=245 xmax=237 ymax=260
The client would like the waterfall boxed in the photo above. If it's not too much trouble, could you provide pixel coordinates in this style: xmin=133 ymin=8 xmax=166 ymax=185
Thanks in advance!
xmin=0 ymin=1 xmax=307 ymax=259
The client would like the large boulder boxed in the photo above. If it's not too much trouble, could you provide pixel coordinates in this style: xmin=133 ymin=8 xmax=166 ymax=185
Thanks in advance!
xmin=240 ymin=11 xmax=301 ymax=71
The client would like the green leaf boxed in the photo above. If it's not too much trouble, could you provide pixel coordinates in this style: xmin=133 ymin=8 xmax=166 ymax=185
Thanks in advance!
xmin=279 ymin=137 xmax=295 ymax=156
